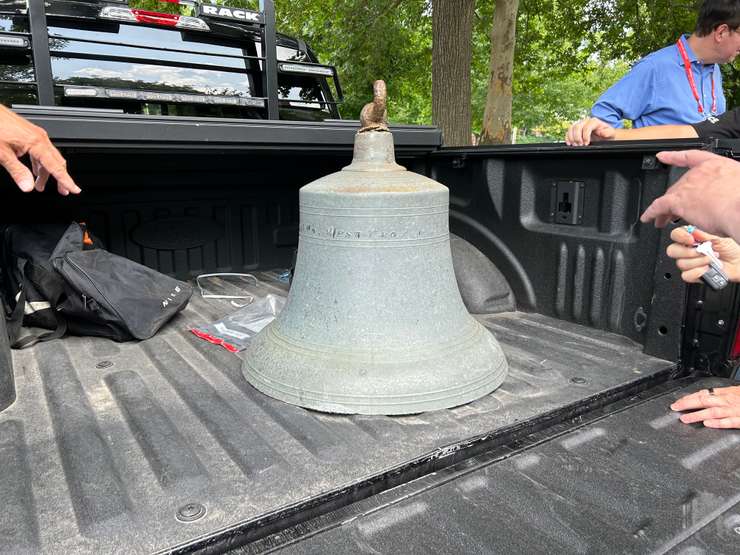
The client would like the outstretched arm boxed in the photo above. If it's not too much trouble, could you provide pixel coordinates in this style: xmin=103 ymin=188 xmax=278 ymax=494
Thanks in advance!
xmin=566 ymin=117 xmax=698 ymax=146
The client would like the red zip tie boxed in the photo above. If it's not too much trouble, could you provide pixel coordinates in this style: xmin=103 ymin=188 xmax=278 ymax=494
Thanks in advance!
xmin=190 ymin=328 xmax=240 ymax=353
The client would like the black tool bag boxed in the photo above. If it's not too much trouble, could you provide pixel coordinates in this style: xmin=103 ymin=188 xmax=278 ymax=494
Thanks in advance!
xmin=0 ymin=223 xmax=192 ymax=349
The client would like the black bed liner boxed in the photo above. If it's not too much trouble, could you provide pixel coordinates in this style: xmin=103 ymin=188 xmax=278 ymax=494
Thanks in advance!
xmin=272 ymin=377 xmax=740 ymax=555
xmin=0 ymin=276 xmax=674 ymax=554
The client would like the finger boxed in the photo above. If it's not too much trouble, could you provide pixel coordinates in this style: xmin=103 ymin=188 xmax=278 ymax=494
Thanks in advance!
xmin=656 ymin=150 xmax=720 ymax=168
xmin=666 ymin=242 xmax=703 ymax=259
xmin=672 ymin=391 xmax=703 ymax=407
xmin=671 ymin=390 xmax=728 ymax=411
xmin=641 ymin=194 xmax=683 ymax=226
xmin=574 ymin=122 xmax=587 ymax=145
xmin=581 ymin=120 xmax=598 ymax=145
xmin=593 ymin=124 xmax=615 ymax=140
xmin=673 ymin=388 xmax=710 ymax=403
xmin=677 ymin=387 xmax=739 ymax=401
xmin=568 ymin=122 xmax=584 ymax=146
xmin=670 ymin=227 xmax=696 ymax=245
xmin=704 ymin=417 xmax=740 ymax=429
xmin=679 ymin=406 xmax=735 ymax=424
xmin=691 ymin=228 xmax=719 ymax=243
xmin=567 ymin=122 xmax=583 ymax=145
xmin=565 ymin=124 xmax=575 ymax=146
xmin=56 ymin=180 xmax=69 ymax=196
xmin=0 ymin=144 xmax=35 ymax=192
xmin=28 ymin=143 xmax=81 ymax=195
xmin=676 ymin=256 xmax=711 ymax=271
xmin=30 ymin=154 xmax=49 ymax=192
xmin=35 ymin=166 xmax=49 ymax=192
xmin=682 ymin=266 xmax=710 ymax=283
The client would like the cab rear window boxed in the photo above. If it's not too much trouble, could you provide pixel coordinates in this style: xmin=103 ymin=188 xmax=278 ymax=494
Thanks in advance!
xmin=0 ymin=2 xmax=338 ymax=119
xmin=53 ymin=58 xmax=254 ymax=96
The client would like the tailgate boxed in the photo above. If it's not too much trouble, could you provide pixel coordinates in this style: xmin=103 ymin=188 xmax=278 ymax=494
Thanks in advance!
xmin=269 ymin=377 xmax=740 ymax=554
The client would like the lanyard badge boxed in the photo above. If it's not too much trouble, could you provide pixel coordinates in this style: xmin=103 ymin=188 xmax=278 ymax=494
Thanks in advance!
xmin=676 ymin=38 xmax=717 ymax=116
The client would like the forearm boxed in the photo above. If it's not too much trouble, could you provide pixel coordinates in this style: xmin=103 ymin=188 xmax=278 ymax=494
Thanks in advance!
xmin=613 ymin=125 xmax=699 ymax=140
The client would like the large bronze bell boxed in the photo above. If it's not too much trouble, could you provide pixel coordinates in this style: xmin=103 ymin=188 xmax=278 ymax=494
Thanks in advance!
xmin=242 ymin=81 xmax=508 ymax=414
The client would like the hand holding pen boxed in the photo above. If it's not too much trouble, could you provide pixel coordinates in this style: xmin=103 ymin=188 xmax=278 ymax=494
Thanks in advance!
xmin=665 ymin=226 xmax=740 ymax=289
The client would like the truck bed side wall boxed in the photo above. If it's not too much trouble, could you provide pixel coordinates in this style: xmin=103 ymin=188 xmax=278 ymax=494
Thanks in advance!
xmin=430 ymin=145 xmax=697 ymax=361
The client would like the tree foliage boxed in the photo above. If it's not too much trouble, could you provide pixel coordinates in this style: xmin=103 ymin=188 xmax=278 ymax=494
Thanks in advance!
xmin=183 ymin=1 xmax=731 ymax=140
xmin=275 ymin=0 xmax=432 ymax=122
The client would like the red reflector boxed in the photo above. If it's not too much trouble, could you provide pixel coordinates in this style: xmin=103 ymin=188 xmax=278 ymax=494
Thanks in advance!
xmin=731 ymin=320 xmax=740 ymax=359
xmin=131 ymin=9 xmax=180 ymax=26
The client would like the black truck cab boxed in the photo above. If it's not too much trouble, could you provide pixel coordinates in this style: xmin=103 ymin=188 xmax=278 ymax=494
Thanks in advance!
xmin=0 ymin=0 xmax=341 ymax=120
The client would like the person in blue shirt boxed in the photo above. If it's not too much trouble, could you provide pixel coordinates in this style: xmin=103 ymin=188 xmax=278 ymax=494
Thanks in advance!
xmin=569 ymin=0 xmax=740 ymax=136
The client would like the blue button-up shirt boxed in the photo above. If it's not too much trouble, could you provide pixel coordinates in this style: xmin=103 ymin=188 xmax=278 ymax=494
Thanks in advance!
xmin=591 ymin=35 xmax=726 ymax=128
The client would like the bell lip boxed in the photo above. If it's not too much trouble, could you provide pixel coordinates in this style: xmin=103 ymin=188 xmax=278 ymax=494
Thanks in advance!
xmin=242 ymin=321 xmax=509 ymax=415
xmin=242 ymin=356 xmax=508 ymax=416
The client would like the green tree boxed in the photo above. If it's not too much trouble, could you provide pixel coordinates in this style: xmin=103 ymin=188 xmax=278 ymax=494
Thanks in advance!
xmin=275 ymin=0 xmax=432 ymax=122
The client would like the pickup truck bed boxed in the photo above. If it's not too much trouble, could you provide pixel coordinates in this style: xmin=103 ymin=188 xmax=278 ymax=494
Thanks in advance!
xmin=1 ymin=113 xmax=738 ymax=553
xmin=3 ymin=278 xmax=674 ymax=554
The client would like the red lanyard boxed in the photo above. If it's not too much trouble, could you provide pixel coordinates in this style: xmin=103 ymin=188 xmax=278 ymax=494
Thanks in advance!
xmin=677 ymin=38 xmax=717 ymax=115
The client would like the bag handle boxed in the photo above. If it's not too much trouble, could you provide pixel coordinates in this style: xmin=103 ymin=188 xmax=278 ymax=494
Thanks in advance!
xmin=5 ymin=287 xmax=25 ymax=346
xmin=12 ymin=313 xmax=67 ymax=349
xmin=8 ymin=282 xmax=68 ymax=349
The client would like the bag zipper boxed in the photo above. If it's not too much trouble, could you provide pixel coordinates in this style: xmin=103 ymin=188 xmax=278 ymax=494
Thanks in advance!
xmin=63 ymin=255 xmax=126 ymax=324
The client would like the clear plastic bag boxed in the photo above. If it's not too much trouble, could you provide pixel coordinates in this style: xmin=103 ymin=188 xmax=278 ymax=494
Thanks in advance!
xmin=191 ymin=293 xmax=285 ymax=352
xmin=195 ymin=273 xmax=259 ymax=307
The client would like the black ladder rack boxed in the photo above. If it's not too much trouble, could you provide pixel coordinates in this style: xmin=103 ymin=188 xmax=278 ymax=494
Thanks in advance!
xmin=24 ymin=0 xmax=341 ymax=119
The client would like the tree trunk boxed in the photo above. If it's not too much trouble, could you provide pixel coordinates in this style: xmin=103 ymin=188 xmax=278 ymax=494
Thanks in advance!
xmin=480 ymin=0 xmax=520 ymax=145
xmin=432 ymin=0 xmax=475 ymax=146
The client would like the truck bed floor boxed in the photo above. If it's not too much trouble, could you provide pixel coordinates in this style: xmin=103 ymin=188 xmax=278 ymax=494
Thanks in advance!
xmin=1 ymin=279 xmax=673 ymax=554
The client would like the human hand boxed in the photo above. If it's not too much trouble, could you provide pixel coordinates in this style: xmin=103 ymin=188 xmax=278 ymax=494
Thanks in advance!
xmin=671 ymin=385 xmax=740 ymax=428
xmin=666 ymin=227 xmax=740 ymax=283
xmin=0 ymin=105 xmax=81 ymax=195
xmin=640 ymin=150 xmax=740 ymax=238
xmin=565 ymin=117 xmax=617 ymax=146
